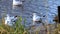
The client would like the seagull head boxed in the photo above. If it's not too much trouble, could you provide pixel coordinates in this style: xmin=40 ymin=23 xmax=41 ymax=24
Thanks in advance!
xmin=14 ymin=15 xmax=18 ymax=18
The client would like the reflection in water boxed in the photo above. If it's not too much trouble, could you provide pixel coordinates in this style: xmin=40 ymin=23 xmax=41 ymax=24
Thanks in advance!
xmin=12 ymin=5 xmax=23 ymax=9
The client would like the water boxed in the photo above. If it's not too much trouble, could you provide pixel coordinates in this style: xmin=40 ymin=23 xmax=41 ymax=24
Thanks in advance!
xmin=0 ymin=0 xmax=59 ymax=34
xmin=0 ymin=0 xmax=58 ymax=29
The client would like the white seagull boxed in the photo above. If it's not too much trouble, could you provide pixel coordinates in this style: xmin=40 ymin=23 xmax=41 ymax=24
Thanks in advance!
xmin=13 ymin=0 xmax=22 ymax=6
xmin=5 ymin=14 xmax=12 ymax=26
xmin=33 ymin=13 xmax=41 ymax=22
xmin=33 ymin=13 xmax=45 ymax=25
xmin=4 ymin=14 xmax=18 ymax=26
xmin=32 ymin=13 xmax=42 ymax=25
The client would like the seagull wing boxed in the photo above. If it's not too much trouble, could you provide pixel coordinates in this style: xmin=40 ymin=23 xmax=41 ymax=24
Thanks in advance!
xmin=35 ymin=16 xmax=41 ymax=21
xmin=33 ymin=15 xmax=41 ymax=21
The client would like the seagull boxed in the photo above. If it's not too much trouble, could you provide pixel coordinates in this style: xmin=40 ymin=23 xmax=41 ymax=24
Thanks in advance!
xmin=5 ymin=14 xmax=12 ymax=26
xmin=4 ymin=14 xmax=18 ymax=26
xmin=33 ymin=13 xmax=42 ymax=22
xmin=32 ymin=13 xmax=42 ymax=25
xmin=13 ymin=0 xmax=22 ymax=6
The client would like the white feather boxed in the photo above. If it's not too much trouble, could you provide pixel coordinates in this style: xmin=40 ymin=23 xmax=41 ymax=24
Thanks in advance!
xmin=33 ymin=13 xmax=40 ymax=21
xmin=4 ymin=14 xmax=17 ymax=26
xmin=13 ymin=0 xmax=22 ymax=6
